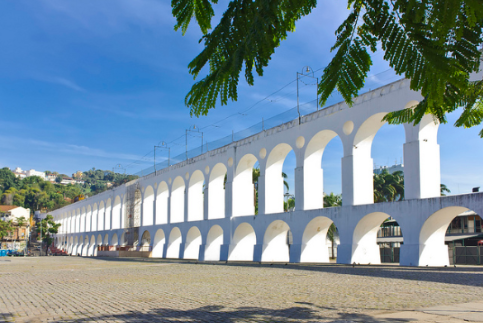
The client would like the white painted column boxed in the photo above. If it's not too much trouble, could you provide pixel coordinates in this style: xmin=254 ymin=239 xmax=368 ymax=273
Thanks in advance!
xmin=341 ymin=153 xmax=374 ymax=206
xmin=258 ymin=170 xmax=266 ymax=215
xmin=184 ymin=188 xmax=188 ymax=222
xmin=403 ymin=120 xmax=441 ymax=200
xmin=225 ymin=172 xmax=233 ymax=219
xmin=152 ymin=198 xmax=156 ymax=226
xmin=294 ymin=166 xmax=304 ymax=211
xmin=203 ymin=187 xmax=209 ymax=220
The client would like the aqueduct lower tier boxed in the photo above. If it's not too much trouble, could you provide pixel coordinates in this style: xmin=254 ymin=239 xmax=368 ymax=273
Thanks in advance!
xmin=50 ymin=76 xmax=483 ymax=267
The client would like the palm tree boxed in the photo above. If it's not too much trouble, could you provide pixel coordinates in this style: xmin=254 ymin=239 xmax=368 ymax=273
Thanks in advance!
xmin=323 ymin=193 xmax=342 ymax=259
xmin=441 ymin=184 xmax=451 ymax=196
xmin=252 ymin=167 xmax=289 ymax=214
xmin=373 ymin=170 xmax=404 ymax=203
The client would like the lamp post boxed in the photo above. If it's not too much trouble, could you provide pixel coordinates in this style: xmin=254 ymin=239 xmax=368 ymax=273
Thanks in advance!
xmin=154 ymin=141 xmax=170 ymax=175
xmin=296 ymin=66 xmax=319 ymax=123
xmin=186 ymin=125 xmax=203 ymax=160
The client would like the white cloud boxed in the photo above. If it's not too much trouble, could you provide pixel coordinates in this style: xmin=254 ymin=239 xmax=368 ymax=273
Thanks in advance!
xmin=0 ymin=135 xmax=150 ymax=163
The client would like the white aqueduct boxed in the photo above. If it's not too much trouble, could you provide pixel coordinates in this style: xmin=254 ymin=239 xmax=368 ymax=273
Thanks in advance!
xmin=51 ymin=74 xmax=483 ymax=267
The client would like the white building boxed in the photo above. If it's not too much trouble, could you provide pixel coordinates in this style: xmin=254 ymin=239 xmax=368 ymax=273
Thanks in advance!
xmin=12 ymin=167 xmax=46 ymax=180
xmin=0 ymin=205 xmax=31 ymax=223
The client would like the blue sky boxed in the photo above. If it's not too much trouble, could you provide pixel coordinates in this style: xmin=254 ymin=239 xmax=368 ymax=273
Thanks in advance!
xmin=0 ymin=0 xmax=482 ymax=196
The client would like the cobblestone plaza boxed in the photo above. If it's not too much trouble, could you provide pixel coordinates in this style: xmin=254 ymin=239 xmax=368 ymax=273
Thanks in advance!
xmin=0 ymin=257 xmax=482 ymax=322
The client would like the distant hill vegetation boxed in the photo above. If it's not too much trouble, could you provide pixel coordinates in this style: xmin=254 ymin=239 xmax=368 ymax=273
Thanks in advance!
xmin=0 ymin=167 xmax=138 ymax=212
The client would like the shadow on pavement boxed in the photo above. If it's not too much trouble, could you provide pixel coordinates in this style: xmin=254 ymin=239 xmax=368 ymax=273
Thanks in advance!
xmin=87 ymin=256 xmax=483 ymax=288
xmin=38 ymin=304 xmax=412 ymax=323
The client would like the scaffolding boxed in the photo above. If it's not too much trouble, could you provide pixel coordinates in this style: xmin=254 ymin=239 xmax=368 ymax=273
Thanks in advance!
xmin=124 ymin=182 xmax=141 ymax=247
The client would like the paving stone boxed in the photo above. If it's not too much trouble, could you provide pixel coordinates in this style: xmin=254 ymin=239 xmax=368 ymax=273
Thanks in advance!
xmin=0 ymin=257 xmax=482 ymax=322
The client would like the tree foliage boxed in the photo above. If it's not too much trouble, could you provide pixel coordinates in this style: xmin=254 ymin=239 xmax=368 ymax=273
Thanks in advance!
xmin=373 ymin=170 xmax=405 ymax=202
xmin=0 ymin=168 xmax=138 ymax=212
xmin=37 ymin=214 xmax=60 ymax=254
xmin=173 ymin=0 xmax=483 ymax=136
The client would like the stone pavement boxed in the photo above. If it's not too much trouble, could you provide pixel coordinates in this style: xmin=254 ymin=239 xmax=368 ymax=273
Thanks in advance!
xmin=0 ymin=257 xmax=482 ymax=323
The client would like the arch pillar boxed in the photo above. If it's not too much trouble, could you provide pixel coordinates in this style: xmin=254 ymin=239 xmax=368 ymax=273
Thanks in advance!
xmin=341 ymin=154 xmax=374 ymax=206
xmin=258 ymin=164 xmax=266 ymax=215
xmin=294 ymin=165 xmax=304 ymax=211
xmin=152 ymin=198 xmax=156 ymax=226
xmin=184 ymin=188 xmax=188 ymax=222
xmin=403 ymin=120 xmax=441 ymax=200
xmin=203 ymin=186 xmax=209 ymax=220
xmin=225 ymin=166 xmax=234 ymax=219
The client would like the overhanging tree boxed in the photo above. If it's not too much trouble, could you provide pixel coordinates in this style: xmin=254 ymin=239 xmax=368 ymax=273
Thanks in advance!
xmin=173 ymin=0 xmax=483 ymax=136
xmin=37 ymin=215 xmax=61 ymax=255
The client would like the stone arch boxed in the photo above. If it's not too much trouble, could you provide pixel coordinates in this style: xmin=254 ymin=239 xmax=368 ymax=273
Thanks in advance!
xmin=208 ymin=163 xmax=227 ymax=219
xmin=304 ymin=130 xmax=341 ymax=210
xmin=82 ymin=236 xmax=89 ymax=256
xmin=86 ymin=205 xmax=92 ymax=232
xmin=301 ymin=216 xmax=337 ymax=263
xmin=98 ymin=201 xmax=105 ymax=231
xmin=184 ymin=226 xmax=202 ymax=260
xmin=97 ymin=234 xmax=103 ymax=245
xmin=152 ymin=229 xmax=166 ymax=258
xmin=88 ymin=235 xmax=96 ymax=256
xmin=233 ymin=154 xmax=258 ymax=217
xmin=352 ymin=212 xmax=401 ymax=264
xmin=73 ymin=236 xmax=79 ymax=255
xmin=111 ymin=233 xmax=118 ymax=247
xmin=103 ymin=234 xmax=109 ymax=245
xmin=419 ymin=206 xmax=469 ymax=266
xmin=262 ymin=220 xmax=291 ymax=262
xmin=188 ymin=170 xmax=204 ymax=222
xmin=105 ymin=198 xmax=112 ymax=230
xmin=265 ymin=143 xmax=294 ymax=214
xmin=228 ymin=223 xmax=257 ymax=261
xmin=120 ymin=232 xmax=127 ymax=246
xmin=205 ymin=225 xmax=224 ymax=261
xmin=91 ymin=203 xmax=98 ymax=232
xmin=156 ymin=182 xmax=169 ymax=224
xmin=112 ymin=196 xmax=122 ymax=229
xmin=143 ymin=186 xmax=155 ymax=226
xmin=140 ymin=230 xmax=151 ymax=251
xmin=166 ymin=227 xmax=182 ymax=259
xmin=171 ymin=176 xmax=185 ymax=223
xmin=75 ymin=209 xmax=80 ymax=233
xmin=80 ymin=207 xmax=86 ymax=232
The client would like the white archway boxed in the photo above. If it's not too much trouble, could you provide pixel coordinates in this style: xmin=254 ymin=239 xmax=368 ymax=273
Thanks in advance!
xmin=91 ymin=204 xmax=98 ymax=232
xmin=111 ymin=233 xmax=118 ymax=248
xmin=98 ymin=201 xmax=105 ymax=231
xmin=228 ymin=223 xmax=256 ymax=261
xmin=265 ymin=144 xmax=294 ymax=214
xmin=184 ymin=226 xmax=202 ymax=260
xmin=143 ymin=186 xmax=155 ymax=226
xmin=82 ymin=236 xmax=89 ymax=256
xmin=301 ymin=216 xmax=334 ymax=263
xmin=188 ymin=171 xmax=204 ymax=222
xmin=166 ymin=227 xmax=182 ymax=258
xmin=171 ymin=177 xmax=185 ymax=223
xmin=205 ymin=225 xmax=224 ymax=261
xmin=261 ymin=220 xmax=291 ymax=262
xmin=208 ymin=163 xmax=227 ymax=219
xmin=105 ymin=198 xmax=112 ymax=230
xmin=352 ymin=212 xmax=398 ymax=264
xmin=152 ymin=229 xmax=166 ymax=258
xmin=233 ymin=154 xmax=258 ymax=217
xmin=419 ymin=206 xmax=468 ymax=266
xmin=156 ymin=182 xmax=169 ymax=224
xmin=86 ymin=205 xmax=92 ymax=232
xmin=88 ymin=235 xmax=96 ymax=256
xmin=304 ymin=130 xmax=340 ymax=210
xmin=112 ymin=196 xmax=121 ymax=229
